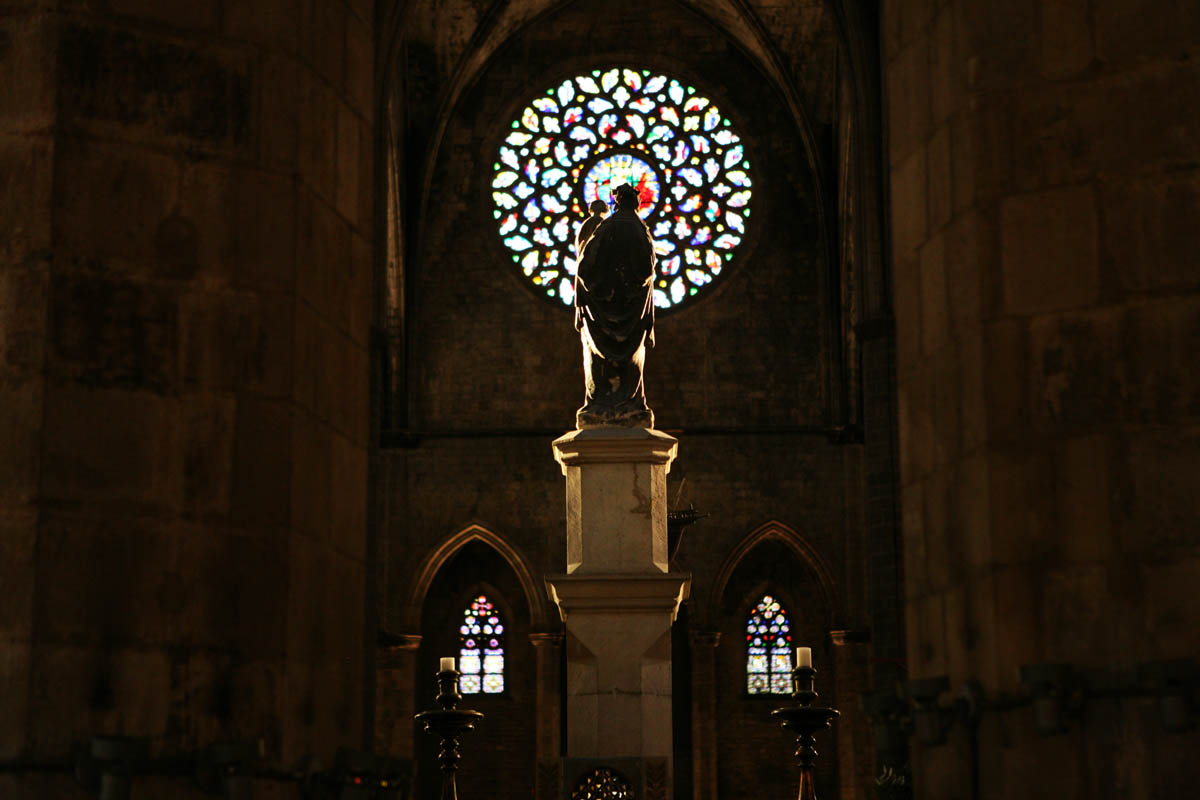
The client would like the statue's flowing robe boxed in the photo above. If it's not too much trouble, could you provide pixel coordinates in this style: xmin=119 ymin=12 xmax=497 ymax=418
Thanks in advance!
xmin=574 ymin=212 xmax=605 ymax=260
xmin=573 ymin=208 xmax=656 ymax=420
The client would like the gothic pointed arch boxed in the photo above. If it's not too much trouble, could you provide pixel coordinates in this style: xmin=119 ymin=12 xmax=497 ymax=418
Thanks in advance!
xmin=382 ymin=0 xmax=835 ymax=281
xmin=412 ymin=531 xmax=540 ymax=800
xmin=709 ymin=519 xmax=839 ymax=629
xmin=709 ymin=520 xmax=842 ymax=800
xmin=373 ymin=0 xmax=869 ymax=431
xmin=404 ymin=523 xmax=552 ymax=633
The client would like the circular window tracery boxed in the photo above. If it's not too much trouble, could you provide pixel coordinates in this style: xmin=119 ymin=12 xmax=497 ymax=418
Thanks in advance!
xmin=492 ymin=67 xmax=753 ymax=312
xmin=581 ymin=152 xmax=662 ymax=216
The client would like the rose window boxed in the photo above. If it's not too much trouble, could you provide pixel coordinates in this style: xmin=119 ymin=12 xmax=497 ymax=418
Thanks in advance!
xmin=492 ymin=67 xmax=753 ymax=312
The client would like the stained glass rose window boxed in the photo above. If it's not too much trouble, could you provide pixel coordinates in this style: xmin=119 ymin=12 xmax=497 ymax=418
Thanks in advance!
xmin=492 ymin=67 xmax=753 ymax=312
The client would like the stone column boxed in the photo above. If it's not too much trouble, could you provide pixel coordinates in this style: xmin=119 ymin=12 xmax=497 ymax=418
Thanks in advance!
xmin=376 ymin=635 xmax=422 ymax=759
xmin=689 ymin=630 xmax=721 ymax=800
xmin=530 ymin=632 xmax=564 ymax=800
xmin=830 ymin=630 xmax=874 ymax=800
xmin=546 ymin=428 xmax=690 ymax=791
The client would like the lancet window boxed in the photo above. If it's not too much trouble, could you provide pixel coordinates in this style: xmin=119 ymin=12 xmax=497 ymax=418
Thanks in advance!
xmin=746 ymin=593 xmax=794 ymax=694
xmin=458 ymin=594 xmax=505 ymax=694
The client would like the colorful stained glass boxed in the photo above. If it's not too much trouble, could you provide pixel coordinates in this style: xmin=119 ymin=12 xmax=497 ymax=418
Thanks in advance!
xmin=571 ymin=768 xmax=634 ymax=800
xmin=745 ymin=594 xmax=794 ymax=695
xmin=493 ymin=67 xmax=753 ymax=311
xmin=458 ymin=594 xmax=505 ymax=695
xmin=581 ymin=153 xmax=661 ymax=216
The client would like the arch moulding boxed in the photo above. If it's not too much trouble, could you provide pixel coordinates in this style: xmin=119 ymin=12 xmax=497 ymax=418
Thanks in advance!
xmin=402 ymin=524 xmax=554 ymax=633
xmin=708 ymin=520 xmax=841 ymax=630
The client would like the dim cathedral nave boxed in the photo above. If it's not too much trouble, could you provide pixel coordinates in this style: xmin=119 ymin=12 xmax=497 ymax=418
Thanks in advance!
xmin=0 ymin=1 xmax=1197 ymax=799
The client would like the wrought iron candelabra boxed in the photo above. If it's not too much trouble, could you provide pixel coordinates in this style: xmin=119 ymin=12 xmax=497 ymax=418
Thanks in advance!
xmin=414 ymin=667 xmax=484 ymax=800
xmin=771 ymin=665 xmax=840 ymax=800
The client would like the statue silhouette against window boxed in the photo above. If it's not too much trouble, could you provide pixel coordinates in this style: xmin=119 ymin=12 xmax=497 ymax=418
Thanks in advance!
xmin=575 ymin=198 xmax=609 ymax=258
xmin=573 ymin=183 xmax=656 ymax=428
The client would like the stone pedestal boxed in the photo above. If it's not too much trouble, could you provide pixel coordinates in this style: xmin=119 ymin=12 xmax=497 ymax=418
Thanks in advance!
xmin=547 ymin=573 xmax=689 ymax=758
xmin=552 ymin=427 xmax=678 ymax=574
xmin=547 ymin=427 xmax=690 ymax=793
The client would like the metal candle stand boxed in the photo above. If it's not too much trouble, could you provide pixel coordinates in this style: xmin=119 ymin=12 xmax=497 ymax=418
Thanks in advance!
xmin=414 ymin=668 xmax=484 ymax=800
xmin=771 ymin=665 xmax=840 ymax=800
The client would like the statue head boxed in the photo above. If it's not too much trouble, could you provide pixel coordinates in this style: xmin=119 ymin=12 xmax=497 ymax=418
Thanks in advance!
xmin=588 ymin=199 xmax=608 ymax=215
xmin=612 ymin=183 xmax=639 ymax=211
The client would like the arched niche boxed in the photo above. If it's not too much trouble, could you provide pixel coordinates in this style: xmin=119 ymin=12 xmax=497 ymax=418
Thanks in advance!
xmin=413 ymin=536 xmax=539 ymax=800
xmin=709 ymin=521 xmax=841 ymax=800
xmin=709 ymin=520 xmax=840 ymax=629
xmin=403 ymin=523 xmax=552 ymax=633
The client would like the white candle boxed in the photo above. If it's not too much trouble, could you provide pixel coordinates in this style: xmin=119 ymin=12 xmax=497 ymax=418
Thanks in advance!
xmin=798 ymin=647 xmax=812 ymax=668
xmin=439 ymin=657 xmax=455 ymax=672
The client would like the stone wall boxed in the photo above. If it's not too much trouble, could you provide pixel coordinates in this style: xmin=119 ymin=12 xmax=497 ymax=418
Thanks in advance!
xmin=884 ymin=0 xmax=1200 ymax=796
xmin=0 ymin=0 xmax=374 ymax=795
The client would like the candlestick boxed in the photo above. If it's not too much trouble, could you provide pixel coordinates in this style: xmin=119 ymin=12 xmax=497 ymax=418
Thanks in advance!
xmin=772 ymin=663 xmax=839 ymax=800
xmin=798 ymin=647 xmax=812 ymax=668
xmin=440 ymin=657 xmax=456 ymax=672
xmin=415 ymin=665 xmax=483 ymax=800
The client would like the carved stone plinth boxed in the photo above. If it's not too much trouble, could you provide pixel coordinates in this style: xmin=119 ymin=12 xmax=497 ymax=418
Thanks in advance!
xmin=546 ymin=573 xmax=689 ymax=758
xmin=552 ymin=427 xmax=678 ymax=574
xmin=548 ymin=427 xmax=690 ymax=778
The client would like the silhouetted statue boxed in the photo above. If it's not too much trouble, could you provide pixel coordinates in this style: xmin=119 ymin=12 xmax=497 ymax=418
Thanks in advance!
xmin=573 ymin=184 xmax=656 ymax=428
xmin=575 ymin=199 xmax=609 ymax=258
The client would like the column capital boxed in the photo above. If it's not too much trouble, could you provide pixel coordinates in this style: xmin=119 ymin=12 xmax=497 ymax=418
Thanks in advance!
xmin=552 ymin=427 xmax=678 ymax=474
xmin=689 ymin=629 xmax=722 ymax=648
xmin=378 ymin=632 xmax=422 ymax=650
xmin=377 ymin=633 xmax=422 ymax=668
xmin=828 ymin=629 xmax=870 ymax=646
xmin=529 ymin=632 xmax=565 ymax=647
xmin=547 ymin=573 xmax=691 ymax=621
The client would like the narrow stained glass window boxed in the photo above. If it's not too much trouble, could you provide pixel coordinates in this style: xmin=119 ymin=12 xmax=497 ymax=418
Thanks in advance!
xmin=459 ymin=594 xmax=505 ymax=694
xmin=493 ymin=66 xmax=753 ymax=313
xmin=746 ymin=594 xmax=794 ymax=695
